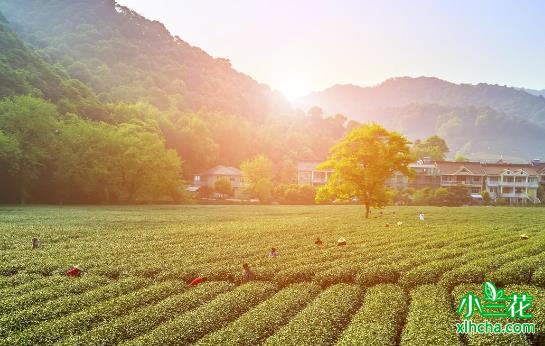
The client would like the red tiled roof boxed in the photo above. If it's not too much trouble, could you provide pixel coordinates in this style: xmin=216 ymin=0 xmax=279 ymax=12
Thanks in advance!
xmin=435 ymin=161 xmax=485 ymax=175
xmin=199 ymin=165 xmax=242 ymax=176
xmin=482 ymin=163 xmax=539 ymax=175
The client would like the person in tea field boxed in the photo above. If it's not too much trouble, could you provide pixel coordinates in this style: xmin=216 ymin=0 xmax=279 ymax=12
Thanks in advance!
xmin=242 ymin=263 xmax=255 ymax=283
xmin=337 ymin=237 xmax=347 ymax=246
xmin=66 ymin=265 xmax=81 ymax=277
xmin=419 ymin=212 xmax=425 ymax=221
xmin=314 ymin=237 xmax=323 ymax=246
xmin=31 ymin=237 xmax=39 ymax=249
xmin=189 ymin=276 xmax=205 ymax=287
xmin=268 ymin=247 xmax=279 ymax=258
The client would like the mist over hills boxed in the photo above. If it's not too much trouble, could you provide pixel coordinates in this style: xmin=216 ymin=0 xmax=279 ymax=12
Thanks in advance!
xmin=296 ymin=77 xmax=545 ymax=160
xmin=1 ymin=0 xmax=544 ymax=163
xmin=0 ymin=0 xmax=290 ymax=121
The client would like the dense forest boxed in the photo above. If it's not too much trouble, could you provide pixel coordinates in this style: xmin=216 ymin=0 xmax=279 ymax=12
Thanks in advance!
xmin=1 ymin=0 xmax=544 ymax=204
xmin=0 ymin=1 xmax=355 ymax=204
xmin=297 ymin=77 xmax=545 ymax=160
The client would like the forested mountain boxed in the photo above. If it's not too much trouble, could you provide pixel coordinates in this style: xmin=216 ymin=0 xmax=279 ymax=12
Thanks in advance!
xmin=0 ymin=12 xmax=106 ymax=119
xmin=297 ymin=77 xmax=545 ymax=126
xmin=0 ymin=1 xmax=353 ymax=204
xmin=296 ymin=77 xmax=545 ymax=160
xmin=0 ymin=0 xmax=289 ymax=121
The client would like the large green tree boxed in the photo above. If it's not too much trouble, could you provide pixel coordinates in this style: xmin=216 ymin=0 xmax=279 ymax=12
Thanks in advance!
xmin=316 ymin=124 xmax=413 ymax=218
xmin=241 ymin=154 xmax=273 ymax=202
xmin=411 ymin=135 xmax=449 ymax=161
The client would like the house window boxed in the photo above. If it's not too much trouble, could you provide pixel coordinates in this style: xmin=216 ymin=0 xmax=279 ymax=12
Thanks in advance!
xmin=195 ymin=176 xmax=201 ymax=182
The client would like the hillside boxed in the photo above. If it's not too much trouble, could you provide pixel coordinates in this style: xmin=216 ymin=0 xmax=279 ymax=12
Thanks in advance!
xmin=298 ymin=77 xmax=545 ymax=126
xmin=0 ymin=0 xmax=290 ymax=121
xmin=0 ymin=12 xmax=105 ymax=119
xmin=297 ymin=77 xmax=545 ymax=160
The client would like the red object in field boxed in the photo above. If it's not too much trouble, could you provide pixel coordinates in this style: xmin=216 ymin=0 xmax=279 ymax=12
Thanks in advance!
xmin=189 ymin=277 xmax=204 ymax=286
xmin=66 ymin=266 xmax=81 ymax=277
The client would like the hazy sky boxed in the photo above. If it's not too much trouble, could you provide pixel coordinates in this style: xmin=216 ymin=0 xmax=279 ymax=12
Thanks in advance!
xmin=118 ymin=0 xmax=545 ymax=99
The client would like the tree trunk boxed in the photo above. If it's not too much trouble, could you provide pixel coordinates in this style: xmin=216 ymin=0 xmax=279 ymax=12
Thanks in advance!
xmin=365 ymin=204 xmax=370 ymax=218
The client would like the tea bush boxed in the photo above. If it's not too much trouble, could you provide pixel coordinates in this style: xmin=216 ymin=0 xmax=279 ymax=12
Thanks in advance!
xmin=264 ymin=283 xmax=363 ymax=345
xmin=197 ymin=283 xmax=321 ymax=345
xmin=126 ymin=282 xmax=277 ymax=345
xmin=337 ymin=283 xmax=407 ymax=345
xmin=400 ymin=284 xmax=462 ymax=345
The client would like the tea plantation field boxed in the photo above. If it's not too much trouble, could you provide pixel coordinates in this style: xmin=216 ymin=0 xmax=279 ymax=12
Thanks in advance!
xmin=1 ymin=205 xmax=545 ymax=345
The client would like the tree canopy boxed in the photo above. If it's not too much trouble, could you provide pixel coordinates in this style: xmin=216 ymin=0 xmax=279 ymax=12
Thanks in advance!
xmin=316 ymin=124 xmax=414 ymax=217
xmin=412 ymin=135 xmax=449 ymax=161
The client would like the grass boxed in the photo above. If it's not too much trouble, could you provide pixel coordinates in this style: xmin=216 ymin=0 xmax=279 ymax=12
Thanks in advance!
xmin=0 ymin=205 xmax=544 ymax=344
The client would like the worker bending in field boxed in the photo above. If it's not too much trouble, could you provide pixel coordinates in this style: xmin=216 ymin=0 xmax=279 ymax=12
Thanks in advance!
xmin=268 ymin=247 xmax=279 ymax=258
xmin=314 ymin=237 xmax=323 ymax=246
xmin=31 ymin=237 xmax=39 ymax=249
xmin=189 ymin=276 xmax=205 ymax=287
xmin=337 ymin=237 xmax=347 ymax=246
xmin=66 ymin=265 xmax=81 ymax=277
xmin=242 ymin=263 xmax=255 ymax=283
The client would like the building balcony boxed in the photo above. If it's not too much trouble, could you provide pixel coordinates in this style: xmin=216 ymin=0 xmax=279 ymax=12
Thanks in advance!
xmin=441 ymin=181 xmax=481 ymax=187
xmin=500 ymin=193 xmax=529 ymax=198
xmin=312 ymin=178 xmax=328 ymax=184
xmin=498 ymin=181 xmax=538 ymax=188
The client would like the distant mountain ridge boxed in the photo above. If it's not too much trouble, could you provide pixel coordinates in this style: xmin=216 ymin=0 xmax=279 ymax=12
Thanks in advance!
xmin=297 ymin=77 xmax=545 ymax=126
xmin=0 ymin=0 xmax=290 ymax=121
xmin=296 ymin=77 xmax=545 ymax=160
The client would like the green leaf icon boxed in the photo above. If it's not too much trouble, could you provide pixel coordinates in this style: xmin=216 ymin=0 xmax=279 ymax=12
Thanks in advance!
xmin=484 ymin=282 xmax=497 ymax=301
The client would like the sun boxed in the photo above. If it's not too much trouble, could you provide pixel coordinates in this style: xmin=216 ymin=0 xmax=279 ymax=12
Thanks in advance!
xmin=276 ymin=79 xmax=312 ymax=101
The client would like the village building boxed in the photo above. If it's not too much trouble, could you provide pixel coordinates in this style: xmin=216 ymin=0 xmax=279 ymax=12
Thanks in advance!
xmin=297 ymin=158 xmax=544 ymax=204
xmin=297 ymin=160 xmax=334 ymax=187
xmin=192 ymin=165 xmax=245 ymax=198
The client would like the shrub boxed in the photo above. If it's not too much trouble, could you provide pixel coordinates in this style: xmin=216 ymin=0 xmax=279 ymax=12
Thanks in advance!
xmin=0 ymin=275 xmax=65 ymax=300
xmin=0 ymin=275 xmax=109 ymax=315
xmin=214 ymin=178 xmax=233 ymax=198
xmin=5 ymin=280 xmax=185 ymax=345
xmin=273 ymin=265 xmax=319 ymax=287
xmin=440 ymin=242 xmax=545 ymax=291
xmin=125 ymin=282 xmax=277 ymax=345
xmin=400 ymin=284 xmax=462 ymax=345
xmin=0 ymin=273 xmax=43 ymax=290
xmin=197 ymin=283 xmax=321 ymax=345
xmin=337 ymin=284 xmax=407 ymax=345
xmin=0 ymin=277 xmax=148 ymax=337
xmin=487 ymin=251 xmax=545 ymax=286
xmin=61 ymin=281 xmax=234 ymax=345
xmin=313 ymin=265 xmax=360 ymax=288
xmin=531 ymin=266 xmax=545 ymax=287
xmin=264 ymin=283 xmax=363 ymax=345
xmin=355 ymin=265 xmax=400 ymax=288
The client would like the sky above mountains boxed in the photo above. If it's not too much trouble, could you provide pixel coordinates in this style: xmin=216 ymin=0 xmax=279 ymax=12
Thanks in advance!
xmin=118 ymin=0 xmax=545 ymax=99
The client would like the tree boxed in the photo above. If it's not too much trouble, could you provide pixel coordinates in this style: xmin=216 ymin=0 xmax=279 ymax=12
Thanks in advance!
xmin=411 ymin=135 xmax=449 ymax=161
xmin=413 ymin=187 xmax=433 ymax=205
xmin=214 ymin=178 xmax=232 ymax=198
xmin=455 ymin=152 xmax=469 ymax=162
xmin=241 ymin=154 xmax=273 ymax=201
xmin=0 ymin=96 xmax=60 ymax=203
xmin=254 ymin=178 xmax=272 ymax=203
xmin=432 ymin=187 xmax=449 ymax=205
xmin=446 ymin=186 xmax=471 ymax=206
xmin=315 ymin=123 xmax=413 ymax=218
xmin=537 ymin=185 xmax=545 ymax=204
xmin=481 ymin=191 xmax=491 ymax=205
